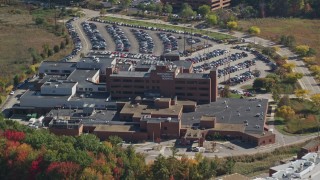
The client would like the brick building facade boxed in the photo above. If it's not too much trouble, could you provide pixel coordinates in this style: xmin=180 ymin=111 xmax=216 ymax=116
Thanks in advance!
xmin=106 ymin=64 xmax=218 ymax=104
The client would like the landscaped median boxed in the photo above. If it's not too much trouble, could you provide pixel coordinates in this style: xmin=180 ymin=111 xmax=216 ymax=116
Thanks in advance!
xmin=96 ymin=16 xmax=233 ymax=41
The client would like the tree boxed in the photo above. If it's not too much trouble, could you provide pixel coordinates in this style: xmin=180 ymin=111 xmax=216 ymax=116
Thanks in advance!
xmin=253 ymin=78 xmax=275 ymax=92
xmin=108 ymin=0 xmax=119 ymax=13
xmin=284 ymin=72 xmax=303 ymax=83
xmin=48 ymin=49 xmax=53 ymax=57
xmin=309 ymin=65 xmax=320 ymax=75
xmin=170 ymin=146 xmax=179 ymax=158
xmin=198 ymin=5 xmax=211 ymax=18
xmin=295 ymin=45 xmax=310 ymax=57
xmin=13 ymin=75 xmax=19 ymax=86
xmin=248 ymin=26 xmax=261 ymax=36
xmin=100 ymin=8 xmax=107 ymax=16
xmin=282 ymin=62 xmax=296 ymax=72
xmin=53 ymin=45 xmax=60 ymax=53
xmin=222 ymin=85 xmax=230 ymax=98
xmin=206 ymin=14 xmax=218 ymax=26
xmin=278 ymin=95 xmax=291 ymax=107
xmin=146 ymin=2 xmax=156 ymax=14
xmin=294 ymin=89 xmax=310 ymax=100
xmin=276 ymin=105 xmax=296 ymax=120
xmin=280 ymin=35 xmax=296 ymax=48
xmin=151 ymin=155 xmax=170 ymax=180
xmin=35 ymin=17 xmax=45 ymax=25
xmin=272 ymin=85 xmax=281 ymax=102
xmin=155 ymin=3 xmax=163 ymax=15
xmin=226 ymin=21 xmax=238 ymax=31
xmin=60 ymin=41 xmax=65 ymax=50
xmin=108 ymin=135 xmax=122 ymax=146
xmin=163 ymin=3 xmax=173 ymax=14
xmin=180 ymin=3 xmax=196 ymax=19
xmin=310 ymin=94 xmax=320 ymax=111
xmin=119 ymin=0 xmax=132 ymax=11
xmin=306 ymin=48 xmax=316 ymax=57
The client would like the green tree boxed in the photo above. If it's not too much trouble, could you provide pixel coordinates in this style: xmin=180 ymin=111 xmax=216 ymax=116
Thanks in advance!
xmin=48 ymin=48 xmax=54 ymax=57
xmin=35 ymin=17 xmax=45 ymax=25
xmin=75 ymin=134 xmax=102 ymax=152
xmin=151 ymin=155 xmax=170 ymax=180
xmin=170 ymin=146 xmax=179 ymax=158
xmin=108 ymin=135 xmax=122 ymax=146
xmin=198 ymin=5 xmax=211 ymax=18
xmin=155 ymin=2 xmax=163 ymax=15
xmin=13 ymin=75 xmax=19 ymax=86
xmin=146 ymin=2 xmax=156 ymax=14
xmin=163 ymin=3 xmax=173 ymax=14
xmin=206 ymin=14 xmax=218 ymax=26
xmin=100 ymin=8 xmax=107 ymax=15
xmin=278 ymin=95 xmax=291 ymax=107
xmin=53 ymin=45 xmax=60 ymax=53
xmin=60 ymin=41 xmax=65 ymax=50
xmin=272 ymin=85 xmax=281 ymax=102
xmin=253 ymin=78 xmax=275 ymax=92
xmin=119 ymin=0 xmax=132 ymax=11
xmin=180 ymin=3 xmax=196 ymax=19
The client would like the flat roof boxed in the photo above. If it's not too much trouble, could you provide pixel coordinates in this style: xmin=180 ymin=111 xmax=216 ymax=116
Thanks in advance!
xmin=21 ymin=90 xmax=71 ymax=100
xmin=120 ymin=102 xmax=183 ymax=118
xmin=213 ymin=123 xmax=245 ymax=132
xmin=40 ymin=61 xmax=77 ymax=69
xmin=172 ymin=60 xmax=192 ymax=69
xmin=182 ymin=98 xmax=268 ymax=134
xmin=38 ymin=75 xmax=68 ymax=83
xmin=68 ymin=69 xmax=99 ymax=85
xmin=111 ymin=71 xmax=150 ymax=78
xmin=176 ymin=73 xmax=210 ymax=79
xmin=41 ymin=81 xmax=77 ymax=89
xmin=94 ymin=124 xmax=139 ymax=132
xmin=77 ymin=56 xmax=114 ymax=69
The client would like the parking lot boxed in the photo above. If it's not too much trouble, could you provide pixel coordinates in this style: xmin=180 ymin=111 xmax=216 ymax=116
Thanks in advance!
xmin=66 ymin=19 xmax=272 ymax=89
xmin=86 ymin=19 xmax=216 ymax=56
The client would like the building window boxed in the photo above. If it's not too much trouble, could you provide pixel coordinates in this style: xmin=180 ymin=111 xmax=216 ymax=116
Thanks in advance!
xmin=79 ymin=88 xmax=83 ymax=91
xmin=199 ymin=88 xmax=209 ymax=91
xmin=89 ymin=88 xmax=93 ymax=91
xmin=164 ymin=127 xmax=168 ymax=130
xmin=112 ymin=79 xmax=121 ymax=82
xmin=186 ymin=81 xmax=196 ymax=84
xmin=200 ymin=94 xmax=208 ymax=96
xmin=98 ymin=87 xmax=106 ymax=91
xmin=198 ymin=81 xmax=209 ymax=85
xmin=123 ymin=79 xmax=132 ymax=82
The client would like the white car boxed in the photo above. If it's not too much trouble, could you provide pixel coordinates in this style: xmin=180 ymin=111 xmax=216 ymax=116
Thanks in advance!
xmin=9 ymin=91 xmax=14 ymax=95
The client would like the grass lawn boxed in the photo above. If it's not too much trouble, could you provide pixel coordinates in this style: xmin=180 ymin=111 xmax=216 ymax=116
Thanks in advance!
xmin=0 ymin=5 xmax=72 ymax=90
xmin=100 ymin=16 xmax=233 ymax=40
xmin=239 ymin=18 xmax=320 ymax=64
xmin=229 ymin=93 xmax=242 ymax=99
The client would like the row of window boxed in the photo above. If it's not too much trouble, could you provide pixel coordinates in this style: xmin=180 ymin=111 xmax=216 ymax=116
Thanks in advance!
xmin=175 ymin=87 xmax=209 ymax=91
